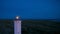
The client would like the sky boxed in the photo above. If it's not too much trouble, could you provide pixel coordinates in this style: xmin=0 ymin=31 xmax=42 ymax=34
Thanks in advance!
xmin=0 ymin=0 xmax=60 ymax=19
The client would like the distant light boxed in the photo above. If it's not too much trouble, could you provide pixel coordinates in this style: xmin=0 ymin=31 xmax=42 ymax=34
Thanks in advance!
xmin=16 ymin=16 xmax=20 ymax=19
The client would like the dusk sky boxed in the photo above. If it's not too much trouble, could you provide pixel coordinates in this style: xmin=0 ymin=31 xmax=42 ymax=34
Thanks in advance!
xmin=0 ymin=0 xmax=60 ymax=19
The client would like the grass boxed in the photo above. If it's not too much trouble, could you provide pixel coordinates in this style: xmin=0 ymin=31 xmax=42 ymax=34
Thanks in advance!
xmin=0 ymin=19 xmax=60 ymax=34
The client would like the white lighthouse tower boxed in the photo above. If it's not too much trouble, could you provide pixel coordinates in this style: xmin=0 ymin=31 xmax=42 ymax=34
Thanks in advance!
xmin=14 ymin=16 xmax=21 ymax=34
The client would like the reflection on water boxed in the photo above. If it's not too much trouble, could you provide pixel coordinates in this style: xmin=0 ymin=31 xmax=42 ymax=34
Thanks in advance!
xmin=0 ymin=19 xmax=60 ymax=34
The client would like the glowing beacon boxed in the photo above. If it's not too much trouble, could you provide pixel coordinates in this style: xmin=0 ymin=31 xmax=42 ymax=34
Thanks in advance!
xmin=14 ymin=16 xmax=21 ymax=34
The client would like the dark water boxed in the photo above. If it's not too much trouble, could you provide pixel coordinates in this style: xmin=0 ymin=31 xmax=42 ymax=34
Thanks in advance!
xmin=0 ymin=19 xmax=60 ymax=34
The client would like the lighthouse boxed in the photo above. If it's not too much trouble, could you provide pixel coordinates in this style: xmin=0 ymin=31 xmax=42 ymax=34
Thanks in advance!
xmin=14 ymin=16 xmax=21 ymax=34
